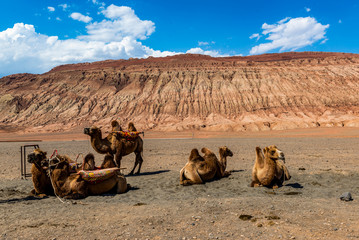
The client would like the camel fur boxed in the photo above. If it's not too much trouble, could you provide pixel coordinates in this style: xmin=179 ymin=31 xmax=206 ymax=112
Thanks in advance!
xmin=27 ymin=148 xmax=53 ymax=197
xmin=49 ymin=159 xmax=129 ymax=199
xmin=180 ymin=146 xmax=233 ymax=186
xmin=84 ymin=121 xmax=144 ymax=175
xmin=251 ymin=145 xmax=291 ymax=189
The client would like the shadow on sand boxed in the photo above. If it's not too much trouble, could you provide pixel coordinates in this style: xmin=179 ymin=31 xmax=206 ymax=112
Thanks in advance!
xmin=126 ymin=170 xmax=170 ymax=177
xmin=285 ymin=183 xmax=304 ymax=189
xmin=0 ymin=195 xmax=45 ymax=204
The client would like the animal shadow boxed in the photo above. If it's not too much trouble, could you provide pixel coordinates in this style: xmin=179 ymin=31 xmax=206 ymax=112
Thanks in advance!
xmin=126 ymin=170 xmax=170 ymax=177
xmin=285 ymin=183 xmax=303 ymax=189
xmin=0 ymin=195 xmax=44 ymax=204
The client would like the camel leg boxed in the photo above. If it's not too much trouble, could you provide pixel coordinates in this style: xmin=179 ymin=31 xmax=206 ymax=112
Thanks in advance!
xmin=180 ymin=167 xmax=203 ymax=186
xmin=129 ymin=152 xmax=143 ymax=175
xmin=116 ymin=175 xmax=128 ymax=193
xmin=115 ymin=152 xmax=122 ymax=169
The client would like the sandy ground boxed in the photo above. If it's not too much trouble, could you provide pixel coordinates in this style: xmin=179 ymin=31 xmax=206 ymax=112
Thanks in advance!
xmin=1 ymin=128 xmax=359 ymax=239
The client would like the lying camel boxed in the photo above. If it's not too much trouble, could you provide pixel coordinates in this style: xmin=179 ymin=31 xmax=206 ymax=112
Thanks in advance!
xmin=49 ymin=159 xmax=129 ymax=199
xmin=180 ymin=146 xmax=233 ymax=185
xmin=251 ymin=145 xmax=291 ymax=189
xmin=27 ymin=149 xmax=79 ymax=196
xmin=27 ymin=148 xmax=53 ymax=197
xmin=84 ymin=121 xmax=144 ymax=175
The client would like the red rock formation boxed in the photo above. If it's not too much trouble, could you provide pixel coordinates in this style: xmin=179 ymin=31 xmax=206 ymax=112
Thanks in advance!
xmin=1 ymin=52 xmax=359 ymax=133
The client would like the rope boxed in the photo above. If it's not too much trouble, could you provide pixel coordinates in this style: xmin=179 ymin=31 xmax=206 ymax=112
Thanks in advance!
xmin=46 ymin=156 xmax=71 ymax=204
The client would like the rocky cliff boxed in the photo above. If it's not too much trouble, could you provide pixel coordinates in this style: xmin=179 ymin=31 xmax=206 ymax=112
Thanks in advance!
xmin=1 ymin=52 xmax=359 ymax=133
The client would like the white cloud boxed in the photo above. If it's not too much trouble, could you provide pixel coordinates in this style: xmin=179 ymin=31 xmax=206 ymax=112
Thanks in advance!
xmin=59 ymin=4 xmax=69 ymax=11
xmin=0 ymin=4 xmax=228 ymax=77
xmin=249 ymin=33 xmax=261 ymax=41
xmin=198 ymin=41 xmax=215 ymax=46
xmin=305 ymin=7 xmax=311 ymax=12
xmin=250 ymin=17 xmax=329 ymax=55
xmin=186 ymin=48 xmax=227 ymax=57
xmin=339 ymin=19 xmax=342 ymax=24
xmin=70 ymin=12 xmax=93 ymax=23
xmin=56 ymin=17 xmax=62 ymax=21
xmin=82 ymin=5 xmax=155 ymax=42
xmin=48 ymin=6 xmax=55 ymax=12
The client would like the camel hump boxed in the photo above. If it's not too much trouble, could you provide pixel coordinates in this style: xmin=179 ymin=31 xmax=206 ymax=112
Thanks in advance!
xmin=128 ymin=122 xmax=137 ymax=132
xmin=201 ymin=147 xmax=214 ymax=156
xmin=189 ymin=149 xmax=203 ymax=162
xmin=84 ymin=153 xmax=94 ymax=161
xmin=111 ymin=120 xmax=122 ymax=131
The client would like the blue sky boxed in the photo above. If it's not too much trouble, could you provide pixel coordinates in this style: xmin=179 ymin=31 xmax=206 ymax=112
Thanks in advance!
xmin=0 ymin=0 xmax=358 ymax=76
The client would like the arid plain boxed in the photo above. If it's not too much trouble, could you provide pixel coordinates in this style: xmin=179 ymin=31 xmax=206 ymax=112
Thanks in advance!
xmin=1 ymin=128 xmax=359 ymax=240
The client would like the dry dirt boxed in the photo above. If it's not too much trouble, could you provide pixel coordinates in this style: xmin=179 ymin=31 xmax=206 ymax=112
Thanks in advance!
xmin=1 ymin=128 xmax=359 ymax=239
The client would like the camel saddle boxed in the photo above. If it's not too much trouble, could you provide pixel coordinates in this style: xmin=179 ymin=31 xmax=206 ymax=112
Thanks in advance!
xmin=113 ymin=131 xmax=143 ymax=140
xmin=77 ymin=167 xmax=124 ymax=184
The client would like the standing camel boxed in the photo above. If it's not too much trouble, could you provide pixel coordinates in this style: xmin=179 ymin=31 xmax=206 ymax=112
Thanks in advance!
xmin=180 ymin=146 xmax=233 ymax=185
xmin=84 ymin=121 xmax=144 ymax=175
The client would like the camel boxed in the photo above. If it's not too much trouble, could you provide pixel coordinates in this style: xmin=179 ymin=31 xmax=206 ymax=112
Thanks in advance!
xmin=27 ymin=148 xmax=53 ymax=197
xmin=180 ymin=146 xmax=233 ymax=186
xmin=251 ymin=145 xmax=291 ymax=189
xmin=84 ymin=120 xmax=144 ymax=175
xmin=27 ymin=149 xmax=78 ymax=196
xmin=48 ymin=159 xmax=129 ymax=199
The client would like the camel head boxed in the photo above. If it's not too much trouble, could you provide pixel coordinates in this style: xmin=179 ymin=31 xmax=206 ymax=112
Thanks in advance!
xmin=219 ymin=146 xmax=233 ymax=158
xmin=84 ymin=126 xmax=102 ymax=136
xmin=27 ymin=148 xmax=47 ymax=166
xmin=263 ymin=145 xmax=285 ymax=162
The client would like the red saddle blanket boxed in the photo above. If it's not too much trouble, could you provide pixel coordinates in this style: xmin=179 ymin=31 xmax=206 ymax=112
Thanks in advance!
xmin=113 ymin=131 xmax=142 ymax=140
xmin=77 ymin=168 xmax=120 ymax=183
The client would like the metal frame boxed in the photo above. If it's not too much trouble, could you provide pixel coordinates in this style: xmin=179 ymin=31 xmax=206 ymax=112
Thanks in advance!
xmin=20 ymin=144 xmax=40 ymax=179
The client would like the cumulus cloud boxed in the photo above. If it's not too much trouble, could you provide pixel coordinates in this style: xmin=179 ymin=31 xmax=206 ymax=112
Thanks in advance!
xmin=0 ymin=4 xmax=227 ymax=76
xmin=48 ymin=6 xmax=55 ymax=12
xmin=249 ymin=17 xmax=329 ymax=55
xmin=186 ymin=48 xmax=227 ymax=57
xmin=70 ymin=12 xmax=93 ymax=23
xmin=305 ymin=7 xmax=311 ymax=12
xmin=59 ymin=4 xmax=69 ymax=11
xmin=81 ymin=5 xmax=155 ymax=42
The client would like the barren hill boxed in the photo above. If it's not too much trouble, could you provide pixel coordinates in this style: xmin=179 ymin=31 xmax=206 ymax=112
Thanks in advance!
xmin=1 ymin=52 xmax=359 ymax=134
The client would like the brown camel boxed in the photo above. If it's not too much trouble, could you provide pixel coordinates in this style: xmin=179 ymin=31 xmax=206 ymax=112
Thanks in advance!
xmin=27 ymin=149 xmax=79 ymax=196
xmin=180 ymin=146 xmax=233 ymax=186
xmin=27 ymin=148 xmax=53 ymax=197
xmin=251 ymin=145 xmax=291 ymax=189
xmin=48 ymin=159 xmax=129 ymax=199
xmin=84 ymin=121 xmax=144 ymax=175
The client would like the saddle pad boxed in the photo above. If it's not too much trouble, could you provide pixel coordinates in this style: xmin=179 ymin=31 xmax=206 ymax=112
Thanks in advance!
xmin=78 ymin=168 xmax=120 ymax=183
xmin=114 ymin=131 xmax=141 ymax=140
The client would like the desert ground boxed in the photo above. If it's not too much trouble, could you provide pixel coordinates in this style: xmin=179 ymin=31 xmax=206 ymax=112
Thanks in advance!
xmin=1 ymin=128 xmax=359 ymax=240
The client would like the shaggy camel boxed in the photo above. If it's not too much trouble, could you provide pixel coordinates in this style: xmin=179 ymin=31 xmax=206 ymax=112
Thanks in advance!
xmin=180 ymin=146 xmax=233 ymax=186
xmin=251 ymin=145 xmax=291 ymax=189
xmin=84 ymin=121 xmax=144 ymax=175
xmin=27 ymin=148 xmax=53 ymax=197
xmin=49 ymin=159 xmax=129 ymax=199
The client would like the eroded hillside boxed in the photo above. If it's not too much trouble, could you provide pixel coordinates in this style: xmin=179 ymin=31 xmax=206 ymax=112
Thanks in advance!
xmin=1 ymin=52 xmax=359 ymax=133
